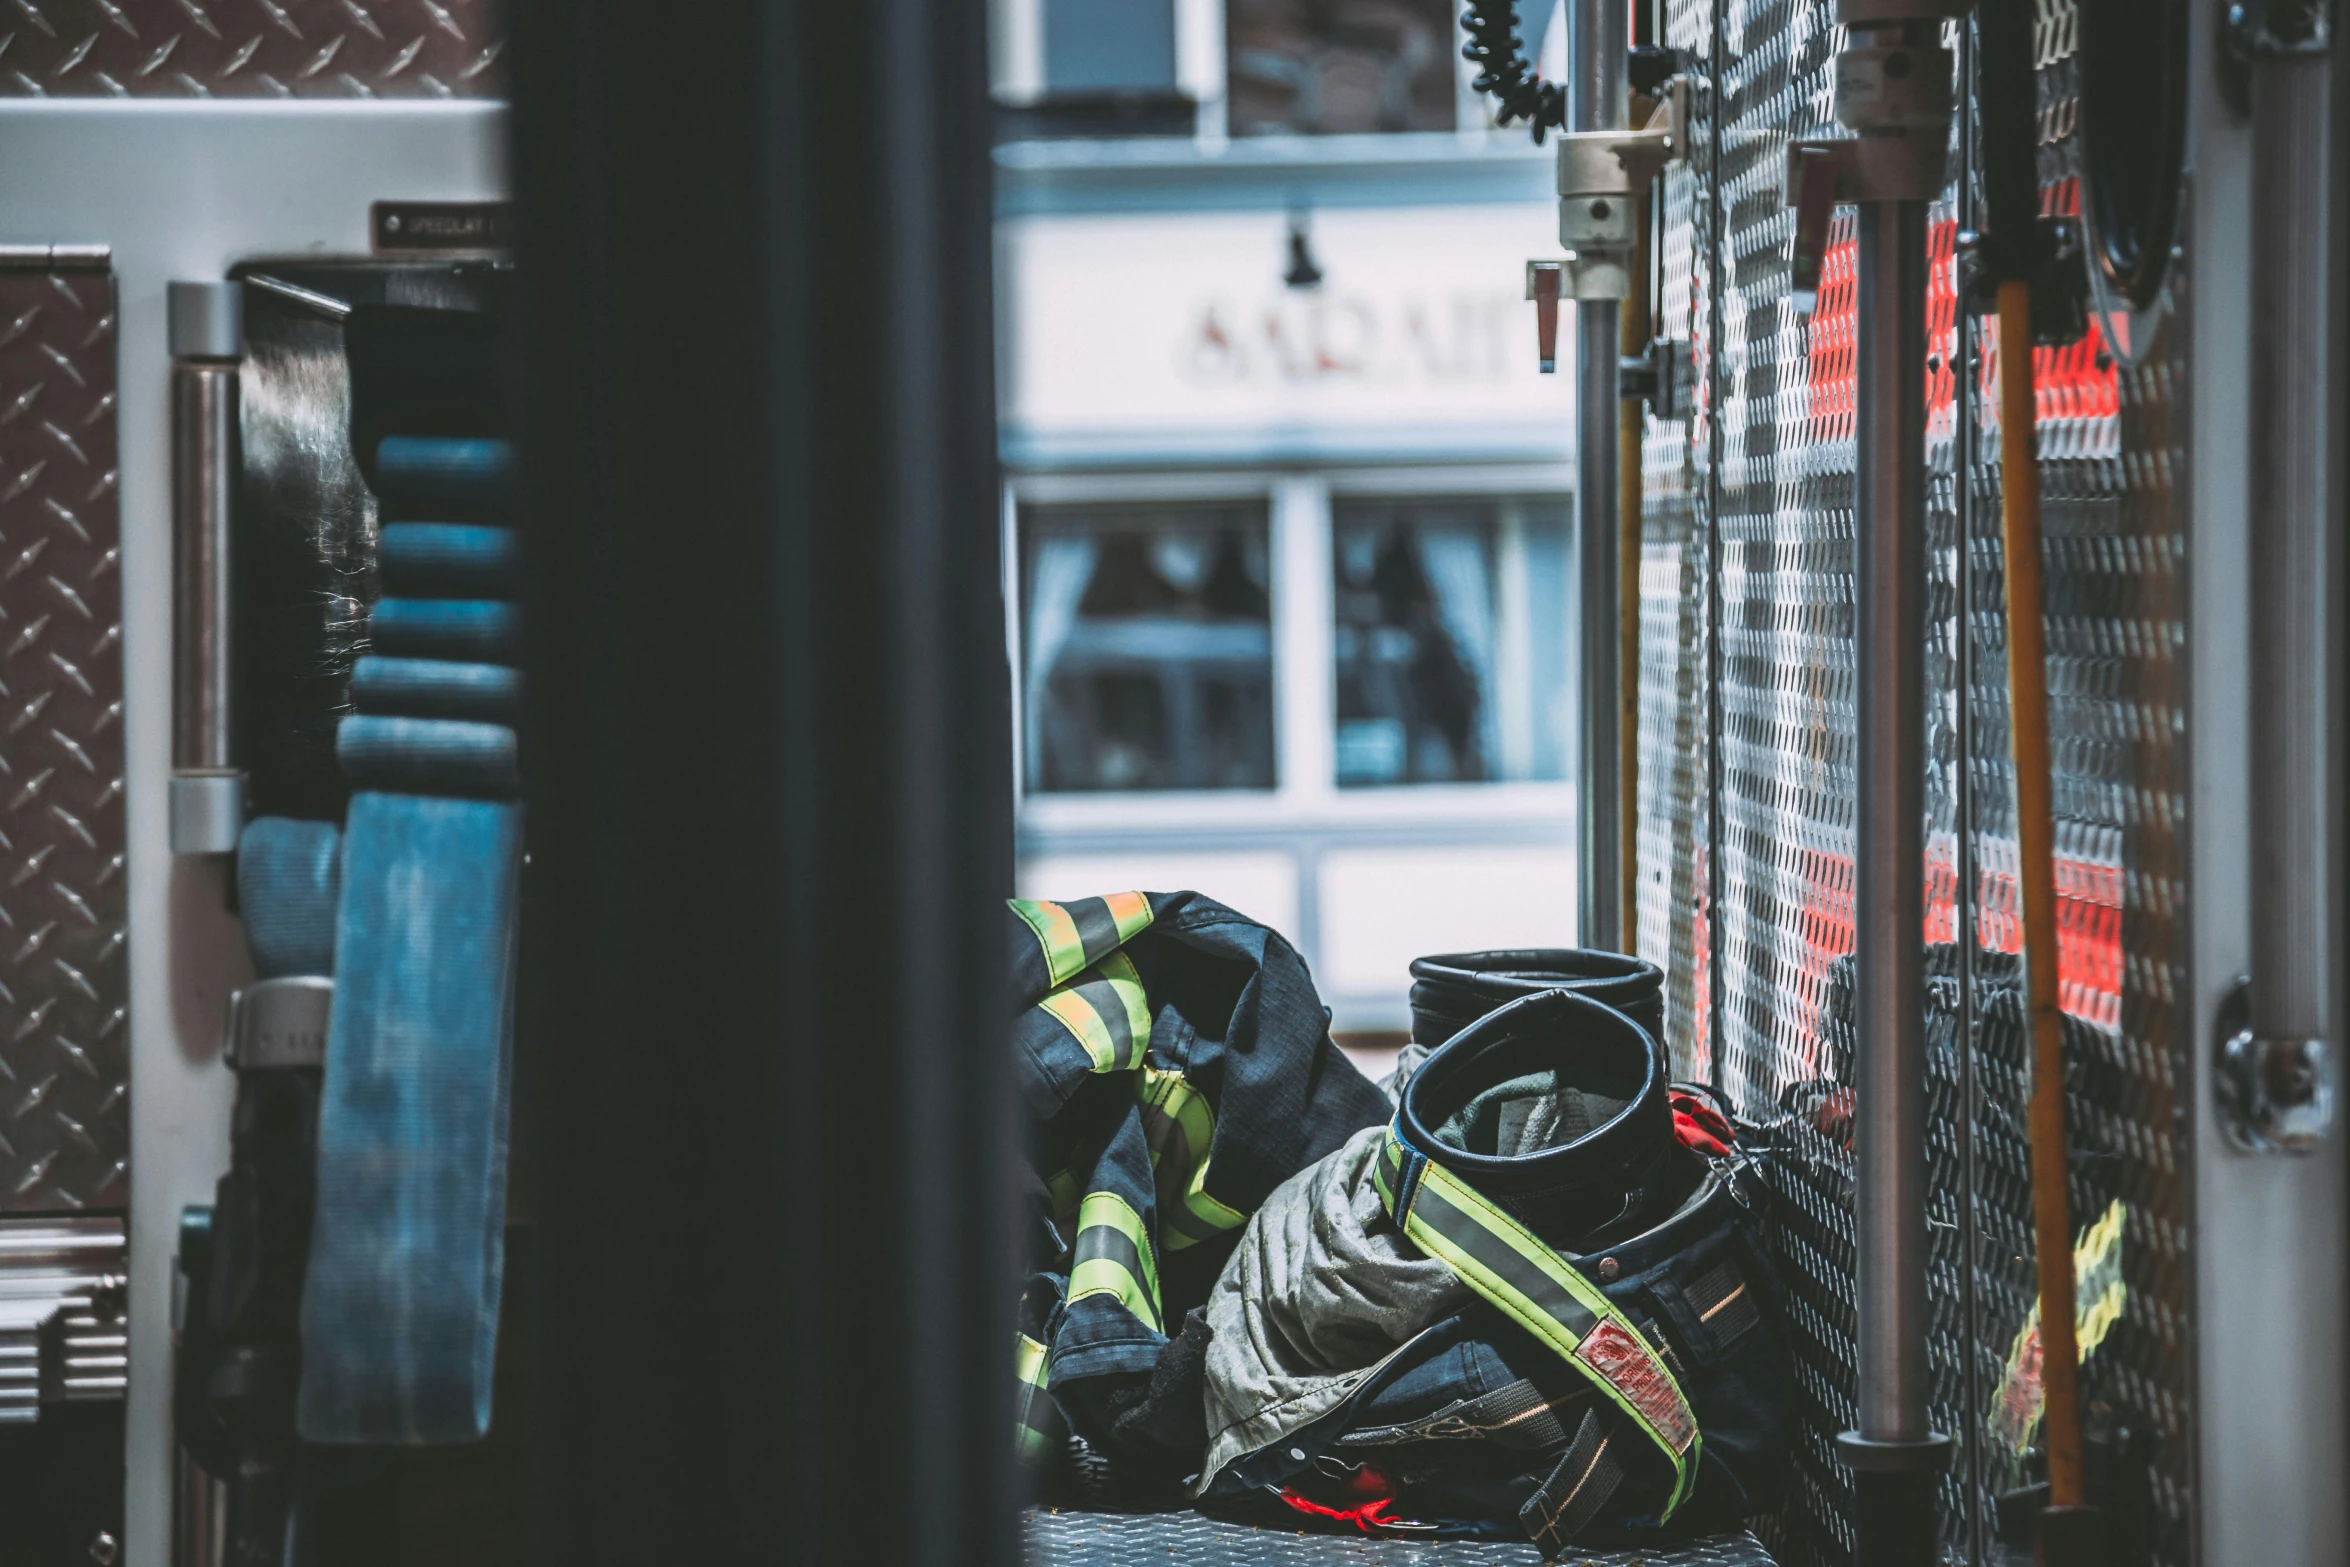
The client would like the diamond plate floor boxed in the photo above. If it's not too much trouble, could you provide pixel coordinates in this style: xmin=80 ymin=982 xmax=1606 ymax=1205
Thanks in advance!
xmin=1024 ymin=1510 xmax=1775 ymax=1566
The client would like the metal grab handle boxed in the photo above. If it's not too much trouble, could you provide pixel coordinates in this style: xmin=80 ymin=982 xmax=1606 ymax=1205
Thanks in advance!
xmin=167 ymin=282 xmax=245 ymax=855
xmin=2235 ymin=35 xmax=2339 ymax=1151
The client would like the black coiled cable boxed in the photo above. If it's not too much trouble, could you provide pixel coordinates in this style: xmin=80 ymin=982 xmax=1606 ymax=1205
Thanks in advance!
xmin=1460 ymin=1 xmax=1566 ymax=142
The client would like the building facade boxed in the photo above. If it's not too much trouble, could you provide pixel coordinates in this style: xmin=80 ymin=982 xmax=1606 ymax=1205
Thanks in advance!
xmin=994 ymin=0 xmax=1590 ymax=1032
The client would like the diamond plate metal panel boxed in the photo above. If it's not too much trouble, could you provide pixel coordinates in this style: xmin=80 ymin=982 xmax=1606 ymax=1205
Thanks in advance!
xmin=0 ymin=0 xmax=503 ymax=98
xmin=0 ymin=261 xmax=127 ymax=1215
xmin=1023 ymin=1511 xmax=1778 ymax=1567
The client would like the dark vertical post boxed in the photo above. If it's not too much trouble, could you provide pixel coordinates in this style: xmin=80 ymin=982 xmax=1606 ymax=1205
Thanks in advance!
xmin=508 ymin=5 xmax=1013 ymax=1566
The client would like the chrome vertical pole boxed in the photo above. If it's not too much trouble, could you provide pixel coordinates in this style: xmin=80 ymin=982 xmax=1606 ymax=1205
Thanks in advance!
xmin=1786 ymin=9 xmax=1961 ymax=1562
xmin=1569 ymin=0 xmax=1628 ymax=952
xmin=1851 ymin=194 xmax=1932 ymax=1450
xmin=2230 ymin=1 xmax=2340 ymax=1151
xmin=167 ymin=281 xmax=244 ymax=855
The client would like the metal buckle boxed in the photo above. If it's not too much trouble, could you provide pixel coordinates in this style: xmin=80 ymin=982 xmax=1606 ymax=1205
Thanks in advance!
xmin=225 ymin=976 xmax=333 ymax=1072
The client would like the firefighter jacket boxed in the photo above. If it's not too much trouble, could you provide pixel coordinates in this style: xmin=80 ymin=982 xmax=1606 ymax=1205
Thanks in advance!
xmin=1009 ymin=891 xmax=1393 ymax=1478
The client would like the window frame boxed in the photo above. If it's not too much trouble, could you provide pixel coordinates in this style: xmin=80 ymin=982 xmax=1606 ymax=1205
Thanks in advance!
xmin=1008 ymin=462 xmax=1578 ymax=834
xmin=992 ymin=0 xmax=1229 ymax=143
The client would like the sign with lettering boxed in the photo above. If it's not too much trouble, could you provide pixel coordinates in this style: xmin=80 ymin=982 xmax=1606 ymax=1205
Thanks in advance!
xmin=373 ymin=201 xmax=510 ymax=255
xmin=1000 ymin=203 xmax=1579 ymax=466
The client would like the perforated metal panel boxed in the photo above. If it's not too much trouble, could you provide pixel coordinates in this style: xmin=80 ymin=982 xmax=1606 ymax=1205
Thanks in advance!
xmin=1633 ymin=4 xmax=2196 ymax=1564
xmin=1023 ymin=1510 xmax=1778 ymax=1567
xmin=1958 ymin=6 xmax=2195 ymax=1563
xmin=1703 ymin=8 xmax=1875 ymax=1559
xmin=1633 ymin=0 xmax=1716 ymax=1077
xmin=0 ymin=259 xmax=127 ymax=1216
xmin=0 ymin=0 xmax=503 ymax=98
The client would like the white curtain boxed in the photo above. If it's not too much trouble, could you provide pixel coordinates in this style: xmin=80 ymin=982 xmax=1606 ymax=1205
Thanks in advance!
xmin=1023 ymin=536 xmax=1099 ymax=781
xmin=1413 ymin=524 xmax=1500 ymax=778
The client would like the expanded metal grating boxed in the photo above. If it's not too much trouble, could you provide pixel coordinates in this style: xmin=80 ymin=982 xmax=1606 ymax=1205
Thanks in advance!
xmin=1956 ymin=6 xmax=2195 ymax=1563
xmin=1631 ymin=3 xmax=2196 ymax=1565
xmin=1024 ymin=1511 xmax=1778 ymax=1567
xmin=1633 ymin=0 xmax=1717 ymax=1079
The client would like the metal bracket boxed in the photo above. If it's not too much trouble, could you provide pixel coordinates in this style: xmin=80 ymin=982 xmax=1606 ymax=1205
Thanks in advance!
xmin=225 ymin=976 xmax=333 ymax=1072
xmin=1620 ymin=338 xmax=1694 ymax=418
xmin=1784 ymin=30 xmax=1955 ymax=313
xmin=2214 ymin=977 xmax=2335 ymax=1153
xmin=1783 ymin=132 xmax=1951 ymax=313
xmin=1554 ymin=78 xmax=1689 ymax=300
xmin=1956 ymin=218 xmax=2090 ymax=345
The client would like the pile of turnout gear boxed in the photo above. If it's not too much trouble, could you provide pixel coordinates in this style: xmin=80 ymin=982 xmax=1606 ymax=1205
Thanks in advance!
xmin=1011 ymin=893 xmax=1794 ymax=1555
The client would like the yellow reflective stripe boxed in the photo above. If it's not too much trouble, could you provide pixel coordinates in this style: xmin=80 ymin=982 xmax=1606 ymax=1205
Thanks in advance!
xmin=1138 ymin=1067 xmax=1213 ymax=1165
xmin=1136 ymin=1067 xmax=1245 ymax=1250
xmin=1070 ymin=1255 xmax=1160 ymax=1333
xmin=1015 ymin=1332 xmax=1050 ymax=1391
xmin=1009 ymin=898 xmax=1088 ymax=987
xmin=1173 ymin=1161 xmax=1247 ymax=1248
xmin=1013 ymin=1332 xmax=1058 ymax=1462
xmin=1039 ymin=987 xmax=1121 ymax=1073
xmin=1103 ymin=889 xmax=1153 ymax=943
xmin=1097 ymin=950 xmax=1152 ymax=1061
xmin=1389 ymin=1134 xmax=1701 ymax=1519
xmin=1069 ymin=1191 xmax=1162 ymax=1334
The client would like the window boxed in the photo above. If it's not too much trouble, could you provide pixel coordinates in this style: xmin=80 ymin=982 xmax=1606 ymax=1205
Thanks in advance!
xmin=1045 ymin=0 xmax=1178 ymax=92
xmin=999 ymin=0 xmax=1198 ymax=140
xmin=1021 ymin=501 xmax=1276 ymax=792
xmin=1332 ymin=495 xmax=1570 ymax=787
xmin=1225 ymin=0 xmax=1459 ymax=136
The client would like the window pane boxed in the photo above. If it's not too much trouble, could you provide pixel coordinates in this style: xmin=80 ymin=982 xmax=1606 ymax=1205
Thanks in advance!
xmin=1332 ymin=496 xmax=1571 ymax=787
xmin=1022 ymin=502 xmax=1276 ymax=793
xmin=1044 ymin=0 xmax=1177 ymax=92
xmin=1225 ymin=0 xmax=1459 ymax=136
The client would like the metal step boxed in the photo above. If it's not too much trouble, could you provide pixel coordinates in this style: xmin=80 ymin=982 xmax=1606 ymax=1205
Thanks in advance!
xmin=1024 ymin=1509 xmax=1775 ymax=1565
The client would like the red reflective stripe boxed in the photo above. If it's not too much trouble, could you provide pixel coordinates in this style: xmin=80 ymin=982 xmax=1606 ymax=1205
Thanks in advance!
xmin=1575 ymin=1320 xmax=1697 ymax=1455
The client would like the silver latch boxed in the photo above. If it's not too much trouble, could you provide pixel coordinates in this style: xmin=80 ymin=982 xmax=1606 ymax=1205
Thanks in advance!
xmin=1551 ymin=77 xmax=1689 ymax=301
xmin=2214 ymin=977 xmax=2335 ymax=1153
xmin=225 ymin=975 xmax=334 ymax=1072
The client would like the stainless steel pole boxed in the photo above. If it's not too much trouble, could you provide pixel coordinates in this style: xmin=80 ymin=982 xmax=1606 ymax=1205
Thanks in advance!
xmin=1851 ymin=196 xmax=1931 ymax=1447
xmin=1570 ymin=0 xmax=1628 ymax=953
xmin=2242 ymin=29 xmax=2339 ymax=1135
xmin=167 ymin=280 xmax=244 ymax=855
xmin=1788 ymin=13 xmax=1957 ymax=1560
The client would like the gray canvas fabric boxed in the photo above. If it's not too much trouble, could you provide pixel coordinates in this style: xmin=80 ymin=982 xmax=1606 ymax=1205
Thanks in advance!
xmin=1377 ymin=1043 xmax=1432 ymax=1104
xmin=1196 ymin=1123 xmax=1470 ymax=1490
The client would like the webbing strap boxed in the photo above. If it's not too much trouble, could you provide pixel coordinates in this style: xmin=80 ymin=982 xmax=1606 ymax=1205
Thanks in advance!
xmin=298 ymin=432 xmax=520 ymax=1446
xmin=1373 ymin=1126 xmax=1700 ymax=1522
xmin=236 ymin=817 xmax=342 ymax=979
